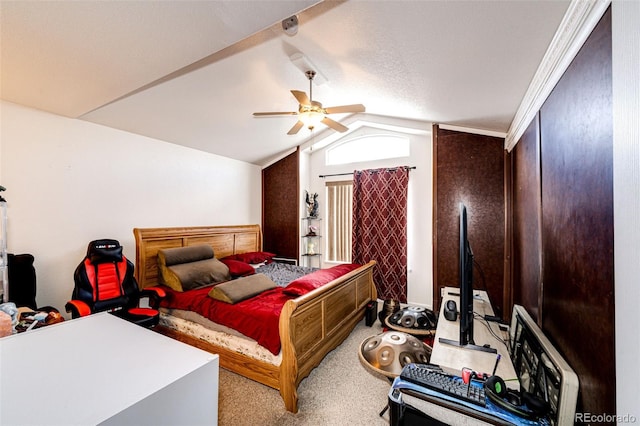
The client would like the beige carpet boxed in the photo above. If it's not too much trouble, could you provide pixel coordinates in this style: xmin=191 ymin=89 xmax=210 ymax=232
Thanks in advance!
xmin=218 ymin=318 xmax=392 ymax=425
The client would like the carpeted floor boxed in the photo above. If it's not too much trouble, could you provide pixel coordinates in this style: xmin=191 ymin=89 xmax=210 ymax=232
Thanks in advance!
xmin=217 ymin=318 xmax=392 ymax=425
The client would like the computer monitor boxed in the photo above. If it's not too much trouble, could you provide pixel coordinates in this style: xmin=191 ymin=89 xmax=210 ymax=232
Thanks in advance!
xmin=459 ymin=203 xmax=474 ymax=347
xmin=439 ymin=203 xmax=496 ymax=354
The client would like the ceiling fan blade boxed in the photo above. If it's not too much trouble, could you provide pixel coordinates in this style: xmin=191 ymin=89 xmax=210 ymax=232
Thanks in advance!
xmin=291 ymin=90 xmax=311 ymax=106
xmin=321 ymin=117 xmax=348 ymax=133
xmin=287 ymin=120 xmax=305 ymax=135
xmin=324 ymin=104 xmax=366 ymax=114
xmin=253 ymin=111 xmax=297 ymax=116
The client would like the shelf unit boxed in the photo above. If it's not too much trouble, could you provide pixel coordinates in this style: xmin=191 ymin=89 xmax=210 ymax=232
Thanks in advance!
xmin=301 ymin=217 xmax=321 ymax=268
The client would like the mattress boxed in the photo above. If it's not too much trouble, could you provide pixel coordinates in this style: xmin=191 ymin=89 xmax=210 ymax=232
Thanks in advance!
xmin=159 ymin=308 xmax=282 ymax=366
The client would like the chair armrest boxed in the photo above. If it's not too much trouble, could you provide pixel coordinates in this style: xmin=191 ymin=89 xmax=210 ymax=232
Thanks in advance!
xmin=140 ymin=287 xmax=166 ymax=310
xmin=65 ymin=300 xmax=92 ymax=318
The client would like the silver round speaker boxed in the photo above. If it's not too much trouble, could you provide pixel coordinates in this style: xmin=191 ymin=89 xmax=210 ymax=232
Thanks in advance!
xmin=385 ymin=306 xmax=437 ymax=336
xmin=359 ymin=331 xmax=431 ymax=378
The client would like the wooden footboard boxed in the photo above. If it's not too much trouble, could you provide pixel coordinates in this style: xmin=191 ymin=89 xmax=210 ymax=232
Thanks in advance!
xmin=133 ymin=225 xmax=377 ymax=413
xmin=278 ymin=260 xmax=377 ymax=412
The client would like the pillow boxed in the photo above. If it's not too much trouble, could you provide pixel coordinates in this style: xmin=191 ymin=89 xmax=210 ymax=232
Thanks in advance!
xmin=161 ymin=244 xmax=214 ymax=266
xmin=158 ymin=245 xmax=231 ymax=291
xmin=284 ymin=264 xmax=362 ymax=297
xmin=208 ymin=273 xmax=277 ymax=304
xmin=220 ymin=258 xmax=256 ymax=277
xmin=223 ymin=251 xmax=276 ymax=265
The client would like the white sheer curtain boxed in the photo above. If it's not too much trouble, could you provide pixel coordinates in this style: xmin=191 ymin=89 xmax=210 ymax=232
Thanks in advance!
xmin=326 ymin=181 xmax=352 ymax=262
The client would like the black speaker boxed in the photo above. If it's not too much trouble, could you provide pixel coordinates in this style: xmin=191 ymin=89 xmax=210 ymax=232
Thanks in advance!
xmin=365 ymin=301 xmax=377 ymax=326
xmin=443 ymin=300 xmax=458 ymax=321
xmin=8 ymin=253 xmax=37 ymax=310
xmin=483 ymin=376 xmax=550 ymax=420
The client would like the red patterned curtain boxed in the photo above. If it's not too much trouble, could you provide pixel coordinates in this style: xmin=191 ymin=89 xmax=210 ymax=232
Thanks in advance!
xmin=352 ymin=167 xmax=409 ymax=302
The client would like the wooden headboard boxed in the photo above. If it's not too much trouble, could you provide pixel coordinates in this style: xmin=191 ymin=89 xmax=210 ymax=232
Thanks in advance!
xmin=133 ymin=225 xmax=262 ymax=289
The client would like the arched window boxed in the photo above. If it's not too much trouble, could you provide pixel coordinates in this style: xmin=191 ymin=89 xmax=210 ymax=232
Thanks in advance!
xmin=325 ymin=135 xmax=410 ymax=165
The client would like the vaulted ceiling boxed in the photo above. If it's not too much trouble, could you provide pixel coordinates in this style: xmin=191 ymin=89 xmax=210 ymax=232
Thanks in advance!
xmin=1 ymin=0 xmax=570 ymax=165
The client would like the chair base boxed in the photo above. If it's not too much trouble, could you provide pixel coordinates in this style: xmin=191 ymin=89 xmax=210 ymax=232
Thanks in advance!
xmin=110 ymin=308 xmax=159 ymax=328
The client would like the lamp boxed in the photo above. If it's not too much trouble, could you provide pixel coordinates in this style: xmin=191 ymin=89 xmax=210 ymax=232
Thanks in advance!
xmin=298 ymin=101 xmax=325 ymax=130
xmin=359 ymin=331 xmax=431 ymax=378
xmin=378 ymin=299 xmax=400 ymax=324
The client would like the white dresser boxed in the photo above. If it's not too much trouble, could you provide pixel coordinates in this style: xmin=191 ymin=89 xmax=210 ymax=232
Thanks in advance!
xmin=0 ymin=312 xmax=219 ymax=425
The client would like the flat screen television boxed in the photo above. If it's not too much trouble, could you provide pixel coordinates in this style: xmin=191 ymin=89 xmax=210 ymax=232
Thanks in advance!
xmin=439 ymin=203 xmax=497 ymax=353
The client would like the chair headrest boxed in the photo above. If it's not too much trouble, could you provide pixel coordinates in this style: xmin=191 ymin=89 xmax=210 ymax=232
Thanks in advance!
xmin=87 ymin=239 xmax=123 ymax=264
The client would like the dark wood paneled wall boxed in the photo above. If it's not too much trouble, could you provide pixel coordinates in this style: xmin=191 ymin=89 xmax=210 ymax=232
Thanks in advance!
xmin=262 ymin=150 xmax=299 ymax=260
xmin=511 ymin=7 xmax=614 ymax=417
xmin=539 ymin=7 xmax=614 ymax=416
xmin=433 ymin=126 xmax=506 ymax=316
xmin=511 ymin=114 xmax=543 ymax=323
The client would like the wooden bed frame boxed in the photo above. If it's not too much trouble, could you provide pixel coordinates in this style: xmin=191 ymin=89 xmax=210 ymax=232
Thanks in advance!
xmin=133 ymin=224 xmax=377 ymax=413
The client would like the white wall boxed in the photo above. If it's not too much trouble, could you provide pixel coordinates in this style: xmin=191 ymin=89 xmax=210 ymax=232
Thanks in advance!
xmin=0 ymin=101 xmax=261 ymax=313
xmin=304 ymin=117 xmax=433 ymax=308
xmin=612 ymin=0 xmax=640 ymax=419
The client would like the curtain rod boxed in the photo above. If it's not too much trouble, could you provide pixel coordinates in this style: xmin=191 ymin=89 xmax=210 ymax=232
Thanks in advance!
xmin=319 ymin=166 xmax=416 ymax=178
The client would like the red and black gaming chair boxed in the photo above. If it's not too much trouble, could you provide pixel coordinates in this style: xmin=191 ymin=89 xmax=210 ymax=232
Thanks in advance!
xmin=65 ymin=239 xmax=165 ymax=328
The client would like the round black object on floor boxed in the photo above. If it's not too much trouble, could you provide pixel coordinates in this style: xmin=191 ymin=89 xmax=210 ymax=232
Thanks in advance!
xmin=384 ymin=306 xmax=437 ymax=336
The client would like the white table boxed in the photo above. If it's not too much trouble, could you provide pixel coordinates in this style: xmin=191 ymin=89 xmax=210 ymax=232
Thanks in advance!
xmin=430 ymin=287 xmax=518 ymax=388
xmin=388 ymin=288 xmax=521 ymax=425
xmin=1 ymin=312 xmax=219 ymax=426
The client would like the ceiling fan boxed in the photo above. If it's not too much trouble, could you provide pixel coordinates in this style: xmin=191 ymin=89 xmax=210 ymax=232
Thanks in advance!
xmin=253 ymin=70 xmax=365 ymax=135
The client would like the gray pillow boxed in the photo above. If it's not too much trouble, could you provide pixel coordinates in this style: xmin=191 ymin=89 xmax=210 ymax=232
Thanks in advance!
xmin=161 ymin=244 xmax=214 ymax=266
xmin=208 ymin=273 xmax=277 ymax=304
xmin=158 ymin=245 xmax=230 ymax=291
xmin=168 ymin=257 xmax=231 ymax=291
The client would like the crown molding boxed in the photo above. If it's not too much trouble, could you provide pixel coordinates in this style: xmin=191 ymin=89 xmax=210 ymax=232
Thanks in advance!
xmin=504 ymin=0 xmax=611 ymax=151
xmin=438 ymin=123 xmax=506 ymax=139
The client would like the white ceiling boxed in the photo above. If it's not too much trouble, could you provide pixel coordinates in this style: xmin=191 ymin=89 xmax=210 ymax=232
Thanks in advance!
xmin=1 ymin=0 xmax=570 ymax=165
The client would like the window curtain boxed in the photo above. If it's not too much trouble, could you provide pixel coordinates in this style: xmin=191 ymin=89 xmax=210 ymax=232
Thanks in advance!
xmin=326 ymin=181 xmax=352 ymax=262
xmin=352 ymin=167 xmax=409 ymax=302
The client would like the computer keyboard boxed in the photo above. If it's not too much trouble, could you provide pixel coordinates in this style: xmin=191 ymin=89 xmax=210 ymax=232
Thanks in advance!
xmin=399 ymin=364 xmax=486 ymax=407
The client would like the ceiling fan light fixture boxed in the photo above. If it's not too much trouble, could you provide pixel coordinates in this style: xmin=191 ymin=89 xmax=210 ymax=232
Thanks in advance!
xmin=253 ymin=67 xmax=364 ymax=135
xmin=299 ymin=110 xmax=324 ymax=129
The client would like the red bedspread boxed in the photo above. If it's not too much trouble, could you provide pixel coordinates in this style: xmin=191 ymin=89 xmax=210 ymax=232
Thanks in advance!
xmin=160 ymin=263 xmax=362 ymax=355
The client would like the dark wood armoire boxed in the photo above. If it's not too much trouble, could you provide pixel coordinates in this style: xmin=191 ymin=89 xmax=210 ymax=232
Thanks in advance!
xmin=261 ymin=149 xmax=300 ymax=260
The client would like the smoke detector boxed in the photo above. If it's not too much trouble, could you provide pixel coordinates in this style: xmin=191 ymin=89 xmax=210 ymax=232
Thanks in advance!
xmin=282 ymin=15 xmax=298 ymax=36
